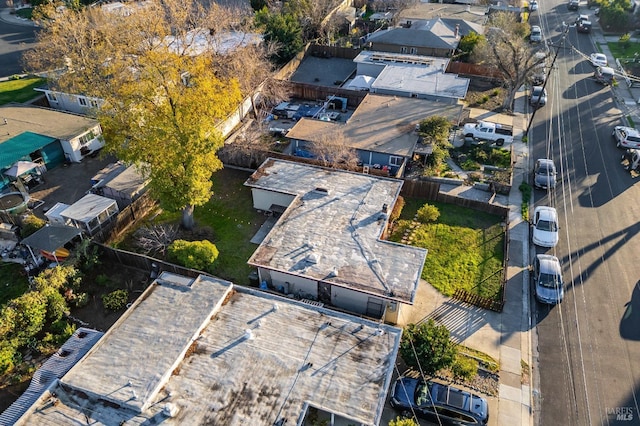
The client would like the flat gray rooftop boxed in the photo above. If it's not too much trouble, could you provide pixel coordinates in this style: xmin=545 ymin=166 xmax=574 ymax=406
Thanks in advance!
xmin=290 ymin=56 xmax=356 ymax=87
xmin=372 ymin=63 xmax=470 ymax=100
xmin=245 ymin=159 xmax=427 ymax=304
xmin=18 ymin=272 xmax=401 ymax=426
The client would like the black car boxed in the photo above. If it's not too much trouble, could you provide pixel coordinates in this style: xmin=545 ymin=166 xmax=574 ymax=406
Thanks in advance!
xmin=568 ymin=0 xmax=579 ymax=10
xmin=390 ymin=377 xmax=489 ymax=425
xmin=577 ymin=20 xmax=592 ymax=33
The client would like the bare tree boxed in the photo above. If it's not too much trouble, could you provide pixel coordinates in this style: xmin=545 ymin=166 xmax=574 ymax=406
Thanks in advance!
xmin=210 ymin=42 xmax=291 ymax=120
xmin=308 ymin=131 xmax=360 ymax=170
xmin=472 ymin=12 xmax=548 ymax=111
xmin=134 ymin=224 xmax=180 ymax=256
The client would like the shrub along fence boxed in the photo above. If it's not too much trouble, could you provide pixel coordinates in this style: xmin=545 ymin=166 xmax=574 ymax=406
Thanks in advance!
xmin=94 ymin=243 xmax=208 ymax=281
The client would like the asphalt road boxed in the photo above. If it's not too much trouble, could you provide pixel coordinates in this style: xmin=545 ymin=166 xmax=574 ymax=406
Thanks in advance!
xmin=531 ymin=4 xmax=640 ymax=425
xmin=0 ymin=14 xmax=36 ymax=78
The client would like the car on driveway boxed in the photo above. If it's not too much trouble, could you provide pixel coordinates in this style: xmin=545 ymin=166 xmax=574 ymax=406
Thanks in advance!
xmin=534 ymin=158 xmax=557 ymax=189
xmin=530 ymin=25 xmax=542 ymax=43
xmin=568 ymin=0 xmax=579 ymax=10
xmin=533 ymin=254 xmax=564 ymax=304
xmin=529 ymin=86 xmax=548 ymax=107
xmin=529 ymin=0 xmax=539 ymax=10
xmin=613 ymin=126 xmax=640 ymax=149
xmin=590 ymin=53 xmax=607 ymax=67
xmin=532 ymin=206 xmax=559 ymax=248
xmin=390 ymin=376 xmax=489 ymax=425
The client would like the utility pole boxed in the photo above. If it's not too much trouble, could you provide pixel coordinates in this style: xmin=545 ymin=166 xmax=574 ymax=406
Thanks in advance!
xmin=524 ymin=25 xmax=570 ymax=138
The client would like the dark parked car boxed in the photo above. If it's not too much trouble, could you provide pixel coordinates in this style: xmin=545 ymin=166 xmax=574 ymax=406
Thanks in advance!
xmin=568 ymin=0 xmax=579 ymax=10
xmin=534 ymin=158 xmax=557 ymax=189
xmin=390 ymin=377 xmax=489 ymax=425
xmin=577 ymin=20 xmax=592 ymax=33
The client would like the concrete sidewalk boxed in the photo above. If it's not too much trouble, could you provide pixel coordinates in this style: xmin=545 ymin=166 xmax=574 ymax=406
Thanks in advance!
xmin=590 ymin=17 xmax=640 ymax=125
xmin=395 ymin=87 xmax=534 ymax=426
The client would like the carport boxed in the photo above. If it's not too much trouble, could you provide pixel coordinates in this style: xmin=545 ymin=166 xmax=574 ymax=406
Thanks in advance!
xmin=21 ymin=225 xmax=83 ymax=264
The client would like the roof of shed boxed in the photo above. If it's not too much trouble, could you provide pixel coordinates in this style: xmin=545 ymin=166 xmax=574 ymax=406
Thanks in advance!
xmin=60 ymin=193 xmax=117 ymax=223
xmin=20 ymin=225 xmax=82 ymax=252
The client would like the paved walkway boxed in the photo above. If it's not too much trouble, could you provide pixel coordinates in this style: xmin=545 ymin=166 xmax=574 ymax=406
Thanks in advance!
xmin=590 ymin=16 xmax=640 ymax=125
xmin=394 ymin=88 xmax=533 ymax=426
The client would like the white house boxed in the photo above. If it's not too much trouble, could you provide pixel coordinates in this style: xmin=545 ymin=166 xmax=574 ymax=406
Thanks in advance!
xmin=245 ymin=158 xmax=428 ymax=324
xmin=351 ymin=50 xmax=470 ymax=102
xmin=34 ymin=88 xmax=104 ymax=116
xmin=0 ymin=104 xmax=105 ymax=185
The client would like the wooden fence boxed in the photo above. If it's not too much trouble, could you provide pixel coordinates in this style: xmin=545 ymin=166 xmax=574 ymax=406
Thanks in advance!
xmin=95 ymin=243 xmax=207 ymax=280
xmin=447 ymin=61 xmax=504 ymax=80
xmin=452 ymin=288 xmax=505 ymax=312
xmin=307 ymin=44 xmax=361 ymax=60
xmin=400 ymin=179 xmax=441 ymax=199
xmin=286 ymin=82 xmax=368 ymax=109
xmin=92 ymin=192 xmax=157 ymax=244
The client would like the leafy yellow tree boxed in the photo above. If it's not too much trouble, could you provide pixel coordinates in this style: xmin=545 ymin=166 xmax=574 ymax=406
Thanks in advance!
xmin=24 ymin=0 xmax=245 ymax=228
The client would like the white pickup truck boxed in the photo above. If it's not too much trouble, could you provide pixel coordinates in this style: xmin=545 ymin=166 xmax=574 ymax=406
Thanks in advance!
xmin=463 ymin=121 xmax=514 ymax=147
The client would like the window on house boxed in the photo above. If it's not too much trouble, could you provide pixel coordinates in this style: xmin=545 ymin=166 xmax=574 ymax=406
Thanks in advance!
xmin=400 ymin=47 xmax=408 ymax=54
xmin=410 ymin=47 xmax=417 ymax=55
xmin=47 ymin=92 xmax=58 ymax=102
xmin=78 ymin=131 xmax=96 ymax=146
xmin=78 ymin=97 xmax=88 ymax=106
xmin=389 ymin=156 xmax=403 ymax=166
xmin=89 ymin=99 xmax=98 ymax=108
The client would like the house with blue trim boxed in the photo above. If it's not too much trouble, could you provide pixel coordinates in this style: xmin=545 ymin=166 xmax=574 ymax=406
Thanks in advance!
xmin=284 ymin=93 xmax=462 ymax=177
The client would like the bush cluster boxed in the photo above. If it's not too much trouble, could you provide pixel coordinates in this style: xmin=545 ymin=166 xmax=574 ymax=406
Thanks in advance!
xmin=102 ymin=289 xmax=129 ymax=311
xmin=416 ymin=203 xmax=440 ymax=223
xmin=0 ymin=266 xmax=79 ymax=375
xmin=168 ymin=239 xmax=219 ymax=273
xmin=399 ymin=319 xmax=457 ymax=375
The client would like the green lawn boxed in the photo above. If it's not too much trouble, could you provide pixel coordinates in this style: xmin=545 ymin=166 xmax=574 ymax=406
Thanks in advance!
xmin=0 ymin=77 xmax=46 ymax=105
xmin=152 ymin=168 xmax=264 ymax=286
xmin=0 ymin=263 xmax=30 ymax=307
xmin=608 ymin=41 xmax=640 ymax=59
xmin=15 ymin=8 xmax=33 ymax=20
xmin=390 ymin=198 xmax=505 ymax=300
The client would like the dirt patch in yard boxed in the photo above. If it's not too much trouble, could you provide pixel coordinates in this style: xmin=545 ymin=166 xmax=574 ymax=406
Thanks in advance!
xmin=71 ymin=262 xmax=150 ymax=332
xmin=465 ymin=78 xmax=507 ymax=112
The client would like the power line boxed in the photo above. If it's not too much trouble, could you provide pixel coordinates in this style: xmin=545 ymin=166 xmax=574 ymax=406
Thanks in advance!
xmin=525 ymin=25 xmax=571 ymax=138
